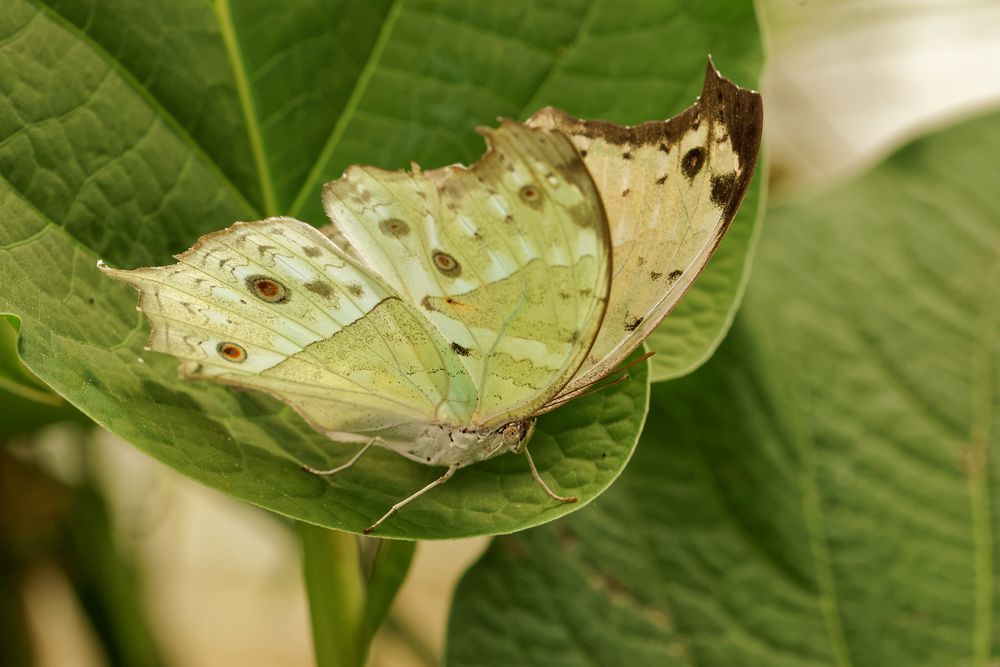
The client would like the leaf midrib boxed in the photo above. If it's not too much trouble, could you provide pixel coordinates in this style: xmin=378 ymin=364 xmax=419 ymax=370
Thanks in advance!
xmin=288 ymin=0 xmax=406 ymax=218
xmin=213 ymin=0 xmax=277 ymax=216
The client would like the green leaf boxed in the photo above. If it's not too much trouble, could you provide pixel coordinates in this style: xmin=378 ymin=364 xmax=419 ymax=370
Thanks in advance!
xmin=447 ymin=108 xmax=1000 ymax=663
xmin=0 ymin=316 xmax=61 ymax=405
xmin=0 ymin=0 xmax=723 ymax=538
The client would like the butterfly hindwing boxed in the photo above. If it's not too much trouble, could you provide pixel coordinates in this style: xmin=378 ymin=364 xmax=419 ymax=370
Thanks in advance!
xmin=528 ymin=59 xmax=763 ymax=402
xmin=101 ymin=217 xmax=477 ymax=443
xmin=322 ymin=122 xmax=611 ymax=428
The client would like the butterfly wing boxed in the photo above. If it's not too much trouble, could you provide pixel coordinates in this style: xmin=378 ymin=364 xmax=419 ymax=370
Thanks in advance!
xmin=527 ymin=59 xmax=763 ymax=403
xmin=322 ymin=122 xmax=611 ymax=429
xmin=100 ymin=217 xmax=477 ymax=444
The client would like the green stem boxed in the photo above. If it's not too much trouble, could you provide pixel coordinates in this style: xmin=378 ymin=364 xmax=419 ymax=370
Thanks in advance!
xmin=358 ymin=540 xmax=417 ymax=664
xmin=299 ymin=525 xmax=365 ymax=667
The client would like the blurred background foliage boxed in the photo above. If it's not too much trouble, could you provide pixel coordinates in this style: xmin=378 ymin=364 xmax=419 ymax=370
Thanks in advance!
xmin=2 ymin=0 xmax=999 ymax=665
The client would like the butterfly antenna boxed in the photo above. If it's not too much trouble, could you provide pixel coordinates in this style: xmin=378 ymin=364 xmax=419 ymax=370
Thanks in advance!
xmin=302 ymin=438 xmax=377 ymax=476
xmin=548 ymin=350 xmax=655 ymax=403
xmin=364 ymin=465 xmax=459 ymax=534
xmin=540 ymin=372 xmax=631 ymax=412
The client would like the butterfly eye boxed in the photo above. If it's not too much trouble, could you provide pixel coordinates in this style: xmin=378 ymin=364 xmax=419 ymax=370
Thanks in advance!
xmin=247 ymin=275 xmax=289 ymax=303
xmin=216 ymin=342 xmax=247 ymax=363
xmin=432 ymin=251 xmax=461 ymax=277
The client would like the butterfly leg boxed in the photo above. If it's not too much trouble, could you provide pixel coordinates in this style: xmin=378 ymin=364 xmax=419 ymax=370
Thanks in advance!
xmin=364 ymin=464 xmax=459 ymax=534
xmin=302 ymin=438 xmax=377 ymax=476
xmin=524 ymin=448 xmax=577 ymax=503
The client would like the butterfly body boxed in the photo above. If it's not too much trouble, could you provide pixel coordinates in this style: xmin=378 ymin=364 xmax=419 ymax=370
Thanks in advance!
xmin=101 ymin=60 xmax=762 ymax=532
xmin=380 ymin=419 xmax=535 ymax=467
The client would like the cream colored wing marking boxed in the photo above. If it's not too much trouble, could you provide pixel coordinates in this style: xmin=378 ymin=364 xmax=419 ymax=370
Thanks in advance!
xmin=528 ymin=59 xmax=763 ymax=404
xmin=100 ymin=217 xmax=476 ymax=442
xmin=322 ymin=122 xmax=611 ymax=429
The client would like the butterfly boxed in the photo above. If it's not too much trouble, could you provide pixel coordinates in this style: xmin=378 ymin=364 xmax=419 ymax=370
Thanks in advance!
xmin=100 ymin=60 xmax=762 ymax=533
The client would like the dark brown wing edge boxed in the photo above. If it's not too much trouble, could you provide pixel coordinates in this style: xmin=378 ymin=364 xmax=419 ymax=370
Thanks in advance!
xmin=529 ymin=57 xmax=763 ymax=225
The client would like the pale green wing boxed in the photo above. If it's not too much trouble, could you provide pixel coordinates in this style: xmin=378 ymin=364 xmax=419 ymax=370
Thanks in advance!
xmin=527 ymin=60 xmax=763 ymax=404
xmin=100 ymin=217 xmax=477 ymax=443
xmin=322 ymin=122 xmax=611 ymax=429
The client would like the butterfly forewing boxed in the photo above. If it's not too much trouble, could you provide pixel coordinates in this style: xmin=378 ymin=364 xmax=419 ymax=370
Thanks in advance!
xmin=528 ymin=60 xmax=763 ymax=404
xmin=322 ymin=122 xmax=611 ymax=429
xmin=101 ymin=217 xmax=477 ymax=442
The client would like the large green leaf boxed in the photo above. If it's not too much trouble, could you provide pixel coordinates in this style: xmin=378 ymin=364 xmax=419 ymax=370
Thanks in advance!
xmin=447 ymin=108 xmax=1000 ymax=662
xmin=0 ymin=0 xmax=759 ymax=537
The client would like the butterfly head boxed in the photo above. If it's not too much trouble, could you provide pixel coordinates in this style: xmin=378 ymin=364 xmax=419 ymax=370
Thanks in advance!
xmin=497 ymin=419 xmax=536 ymax=455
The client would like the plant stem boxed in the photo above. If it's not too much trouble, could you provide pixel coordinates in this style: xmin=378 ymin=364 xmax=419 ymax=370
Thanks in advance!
xmin=357 ymin=539 xmax=416 ymax=664
xmin=299 ymin=525 xmax=365 ymax=667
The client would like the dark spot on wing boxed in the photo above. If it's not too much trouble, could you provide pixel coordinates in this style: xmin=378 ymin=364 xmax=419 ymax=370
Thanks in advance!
xmin=667 ymin=269 xmax=683 ymax=283
xmin=450 ymin=342 xmax=471 ymax=356
xmin=637 ymin=256 xmax=646 ymax=266
xmin=579 ymin=149 xmax=588 ymax=158
xmin=622 ymin=151 xmax=632 ymax=160
xmin=519 ymin=185 xmax=543 ymax=209
xmin=257 ymin=245 xmax=277 ymax=256
xmin=246 ymin=275 xmax=289 ymax=303
xmin=710 ymin=172 xmax=737 ymax=207
xmin=658 ymin=143 xmax=669 ymax=153
xmin=304 ymin=280 xmax=335 ymax=300
xmin=421 ymin=295 xmax=438 ymax=312
xmin=303 ymin=246 xmax=322 ymax=258
xmin=568 ymin=201 xmax=597 ymax=227
xmin=682 ymin=147 xmax=705 ymax=179
xmin=656 ymin=175 xmax=667 ymax=185
xmin=346 ymin=283 xmax=364 ymax=297
xmin=559 ymin=291 xmax=571 ymax=301
xmin=624 ymin=315 xmax=643 ymax=332
xmin=379 ymin=217 xmax=410 ymax=237
xmin=432 ymin=251 xmax=461 ymax=277
xmin=621 ymin=188 xmax=630 ymax=197
xmin=650 ymin=271 xmax=663 ymax=281
xmin=217 ymin=342 xmax=247 ymax=363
